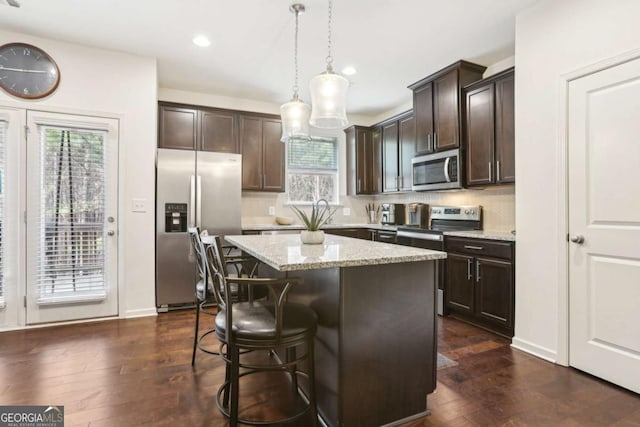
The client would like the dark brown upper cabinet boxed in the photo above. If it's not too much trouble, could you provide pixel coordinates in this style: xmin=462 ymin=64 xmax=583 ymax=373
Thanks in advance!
xmin=201 ymin=109 xmax=238 ymax=153
xmin=345 ymin=125 xmax=381 ymax=195
xmin=158 ymin=102 xmax=284 ymax=192
xmin=159 ymin=103 xmax=239 ymax=153
xmin=381 ymin=111 xmax=415 ymax=193
xmin=409 ymin=61 xmax=486 ymax=155
xmin=239 ymin=115 xmax=285 ymax=192
xmin=159 ymin=105 xmax=198 ymax=150
xmin=464 ymin=68 xmax=515 ymax=187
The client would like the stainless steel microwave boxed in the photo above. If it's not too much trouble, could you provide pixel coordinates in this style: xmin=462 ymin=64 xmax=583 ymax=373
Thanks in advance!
xmin=411 ymin=148 xmax=463 ymax=191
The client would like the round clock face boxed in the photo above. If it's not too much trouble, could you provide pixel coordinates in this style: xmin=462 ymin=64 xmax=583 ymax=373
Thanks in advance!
xmin=0 ymin=42 xmax=60 ymax=99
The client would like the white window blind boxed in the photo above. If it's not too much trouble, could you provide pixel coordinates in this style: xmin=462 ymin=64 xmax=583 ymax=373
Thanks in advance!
xmin=33 ymin=126 xmax=108 ymax=303
xmin=0 ymin=119 xmax=6 ymax=306
xmin=287 ymin=136 xmax=339 ymax=203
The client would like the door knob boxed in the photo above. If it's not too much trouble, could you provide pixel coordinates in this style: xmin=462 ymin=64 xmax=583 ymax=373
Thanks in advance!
xmin=570 ymin=235 xmax=584 ymax=244
xmin=107 ymin=230 xmax=115 ymax=236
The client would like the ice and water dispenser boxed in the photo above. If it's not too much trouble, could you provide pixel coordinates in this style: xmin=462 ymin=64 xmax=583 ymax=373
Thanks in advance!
xmin=164 ymin=203 xmax=188 ymax=232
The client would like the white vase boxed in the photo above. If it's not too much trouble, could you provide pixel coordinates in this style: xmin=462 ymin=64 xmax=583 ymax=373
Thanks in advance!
xmin=300 ymin=230 xmax=324 ymax=244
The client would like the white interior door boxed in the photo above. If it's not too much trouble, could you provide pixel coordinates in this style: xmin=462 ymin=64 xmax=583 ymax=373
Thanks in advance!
xmin=26 ymin=111 xmax=119 ymax=324
xmin=568 ymin=56 xmax=640 ymax=393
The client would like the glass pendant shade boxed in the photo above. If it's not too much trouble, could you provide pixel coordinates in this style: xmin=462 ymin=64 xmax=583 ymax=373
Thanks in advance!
xmin=280 ymin=96 xmax=311 ymax=142
xmin=309 ymin=68 xmax=349 ymax=129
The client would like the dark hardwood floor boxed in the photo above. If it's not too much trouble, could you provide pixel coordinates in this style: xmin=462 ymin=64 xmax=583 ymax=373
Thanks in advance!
xmin=0 ymin=311 xmax=638 ymax=426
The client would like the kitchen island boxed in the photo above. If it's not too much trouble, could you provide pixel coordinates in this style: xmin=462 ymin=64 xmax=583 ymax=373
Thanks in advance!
xmin=224 ymin=233 xmax=447 ymax=427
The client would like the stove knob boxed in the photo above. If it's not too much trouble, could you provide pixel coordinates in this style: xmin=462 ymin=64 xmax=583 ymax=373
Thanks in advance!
xmin=464 ymin=209 xmax=469 ymax=214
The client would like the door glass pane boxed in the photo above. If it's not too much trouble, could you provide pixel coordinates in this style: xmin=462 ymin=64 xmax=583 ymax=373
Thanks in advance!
xmin=35 ymin=126 xmax=107 ymax=303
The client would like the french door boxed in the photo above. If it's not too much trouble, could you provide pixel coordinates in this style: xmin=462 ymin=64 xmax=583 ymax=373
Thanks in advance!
xmin=25 ymin=111 xmax=119 ymax=324
xmin=0 ymin=107 xmax=22 ymax=328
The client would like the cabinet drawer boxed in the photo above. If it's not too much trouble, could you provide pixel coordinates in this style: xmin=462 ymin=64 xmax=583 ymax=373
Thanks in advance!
xmin=445 ymin=237 xmax=513 ymax=260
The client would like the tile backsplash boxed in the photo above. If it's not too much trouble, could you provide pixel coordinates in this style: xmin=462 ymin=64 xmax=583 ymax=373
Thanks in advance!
xmin=242 ymin=186 xmax=515 ymax=232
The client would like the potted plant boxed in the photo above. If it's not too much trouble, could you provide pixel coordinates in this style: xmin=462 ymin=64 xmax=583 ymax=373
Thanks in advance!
xmin=291 ymin=199 xmax=337 ymax=244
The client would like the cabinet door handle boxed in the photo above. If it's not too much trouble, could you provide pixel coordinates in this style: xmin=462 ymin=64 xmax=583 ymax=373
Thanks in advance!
xmin=464 ymin=245 xmax=484 ymax=250
xmin=399 ymin=176 xmax=403 ymax=189
xmin=433 ymin=132 xmax=437 ymax=151
xmin=497 ymin=160 xmax=501 ymax=182
xmin=476 ymin=260 xmax=481 ymax=282
xmin=427 ymin=133 xmax=432 ymax=151
xmin=189 ymin=175 xmax=196 ymax=227
xmin=357 ymin=178 xmax=361 ymax=192
xmin=488 ymin=162 xmax=493 ymax=181
xmin=467 ymin=258 xmax=472 ymax=281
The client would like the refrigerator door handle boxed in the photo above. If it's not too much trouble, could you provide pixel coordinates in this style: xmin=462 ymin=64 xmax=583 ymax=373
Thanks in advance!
xmin=189 ymin=175 xmax=196 ymax=227
xmin=196 ymin=175 xmax=202 ymax=229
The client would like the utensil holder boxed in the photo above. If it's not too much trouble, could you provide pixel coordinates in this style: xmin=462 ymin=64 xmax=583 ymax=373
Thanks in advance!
xmin=368 ymin=211 xmax=378 ymax=224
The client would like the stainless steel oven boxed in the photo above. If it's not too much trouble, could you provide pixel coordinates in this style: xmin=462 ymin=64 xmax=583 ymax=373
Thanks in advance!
xmin=411 ymin=148 xmax=463 ymax=191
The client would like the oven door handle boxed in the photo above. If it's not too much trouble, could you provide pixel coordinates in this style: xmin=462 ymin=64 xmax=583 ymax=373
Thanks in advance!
xmin=444 ymin=156 xmax=451 ymax=182
xmin=396 ymin=230 xmax=443 ymax=241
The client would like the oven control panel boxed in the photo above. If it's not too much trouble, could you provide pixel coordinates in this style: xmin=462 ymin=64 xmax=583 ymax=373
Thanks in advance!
xmin=430 ymin=205 xmax=482 ymax=221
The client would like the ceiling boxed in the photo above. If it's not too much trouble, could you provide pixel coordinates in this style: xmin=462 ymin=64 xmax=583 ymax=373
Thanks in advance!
xmin=0 ymin=0 xmax=538 ymax=117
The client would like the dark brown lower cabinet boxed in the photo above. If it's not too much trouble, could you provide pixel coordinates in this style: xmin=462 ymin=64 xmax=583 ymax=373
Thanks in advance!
xmin=325 ymin=228 xmax=371 ymax=240
xmin=446 ymin=253 xmax=475 ymax=314
xmin=445 ymin=237 xmax=514 ymax=338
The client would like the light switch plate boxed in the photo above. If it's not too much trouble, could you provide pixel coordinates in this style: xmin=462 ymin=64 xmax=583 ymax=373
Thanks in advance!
xmin=268 ymin=206 xmax=275 ymax=216
xmin=132 ymin=198 xmax=146 ymax=213
xmin=342 ymin=207 xmax=350 ymax=216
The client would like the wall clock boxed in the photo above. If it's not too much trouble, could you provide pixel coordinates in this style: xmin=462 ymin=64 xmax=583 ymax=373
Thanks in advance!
xmin=0 ymin=42 xmax=60 ymax=99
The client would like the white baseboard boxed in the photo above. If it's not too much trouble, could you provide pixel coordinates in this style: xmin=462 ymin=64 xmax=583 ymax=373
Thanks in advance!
xmin=123 ymin=307 xmax=158 ymax=318
xmin=511 ymin=337 xmax=557 ymax=363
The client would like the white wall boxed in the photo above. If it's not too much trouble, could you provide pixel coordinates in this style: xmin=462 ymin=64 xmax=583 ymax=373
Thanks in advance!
xmin=0 ymin=30 xmax=158 ymax=322
xmin=514 ymin=0 xmax=640 ymax=361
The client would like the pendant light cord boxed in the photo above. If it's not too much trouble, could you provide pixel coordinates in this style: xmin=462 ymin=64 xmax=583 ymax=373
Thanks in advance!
xmin=326 ymin=0 xmax=333 ymax=71
xmin=293 ymin=7 xmax=300 ymax=98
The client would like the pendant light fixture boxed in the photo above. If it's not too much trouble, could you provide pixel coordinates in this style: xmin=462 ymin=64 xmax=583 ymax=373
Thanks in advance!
xmin=280 ymin=3 xmax=311 ymax=143
xmin=309 ymin=0 xmax=349 ymax=129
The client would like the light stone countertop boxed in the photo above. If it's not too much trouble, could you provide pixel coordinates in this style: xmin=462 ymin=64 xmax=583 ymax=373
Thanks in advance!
xmin=242 ymin=224 xmax=516 ymax=241
xmin=242 ymin=223 xmax=398 ymax=232
xmin=444 ymin=230 xmax=516 ymax=242
xmin=222 ymin=234 xmax=446 ymax=272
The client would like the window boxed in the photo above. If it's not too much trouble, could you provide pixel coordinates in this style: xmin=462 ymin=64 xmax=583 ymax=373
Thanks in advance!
xmin=287 ymin=136 xmax=338 ymax=203
xmin=33 ymin=125 xmax=109 ymax=303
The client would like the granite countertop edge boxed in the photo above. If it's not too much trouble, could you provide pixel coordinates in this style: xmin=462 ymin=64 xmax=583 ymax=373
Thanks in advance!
xmin=272 ymin=252 xmax=447 ymax=272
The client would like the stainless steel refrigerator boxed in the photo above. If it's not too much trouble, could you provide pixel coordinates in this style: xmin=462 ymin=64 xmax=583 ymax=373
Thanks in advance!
xmin=155 ymin=149 xmax=242 ymax=308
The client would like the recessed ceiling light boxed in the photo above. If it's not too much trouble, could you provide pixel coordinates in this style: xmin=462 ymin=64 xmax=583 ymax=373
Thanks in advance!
xmin=342 ymin=66 xmax=357 ymax=76
xmin=192 ymin=35 xmax=211 ymax=47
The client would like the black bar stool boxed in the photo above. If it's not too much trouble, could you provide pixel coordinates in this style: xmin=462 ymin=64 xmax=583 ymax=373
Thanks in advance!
xmin=188 ymin=227 xmax=258 ymax=366
xmin=205 ymin=235 xmax=318 ymax=426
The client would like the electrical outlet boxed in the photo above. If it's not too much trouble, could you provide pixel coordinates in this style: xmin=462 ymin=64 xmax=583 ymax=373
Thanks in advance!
xmin=132 ymin=198 xmax=146 ymax=213
xmin=342 ymin=207 xmax=351 ymax=216
xmin=268 ymin=206 xmax=275 ymax=216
